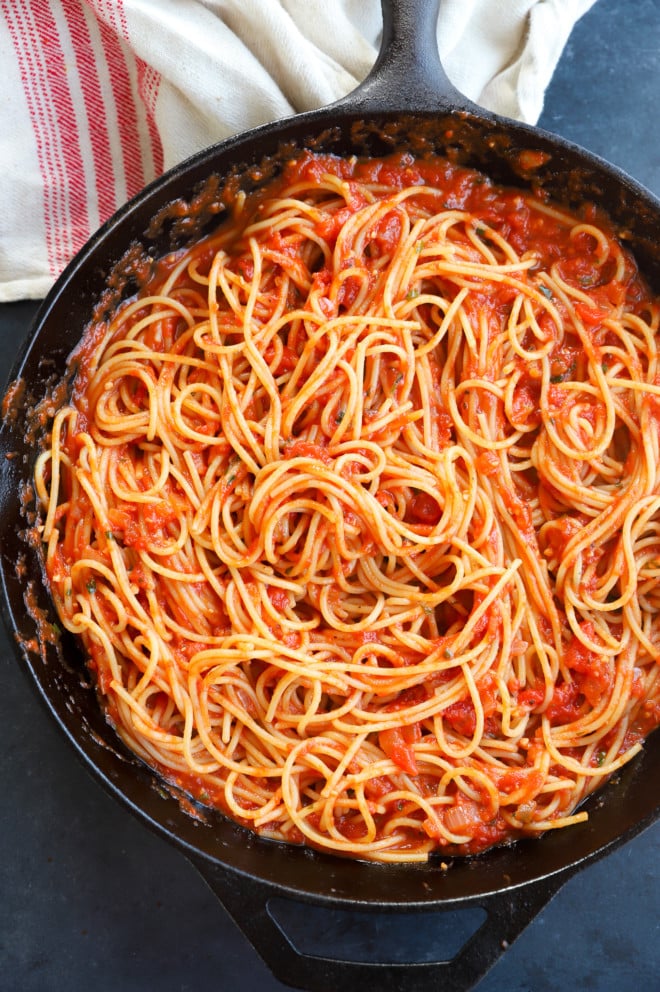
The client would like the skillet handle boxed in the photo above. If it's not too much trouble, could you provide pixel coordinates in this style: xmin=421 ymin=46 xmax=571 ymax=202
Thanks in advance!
xmin=339 ymin=0 xmax=473 ymax=115
xmin=188 ymin=856 xmax=568 ymax=992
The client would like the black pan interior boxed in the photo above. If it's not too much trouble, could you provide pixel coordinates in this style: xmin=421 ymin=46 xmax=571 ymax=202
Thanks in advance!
xmin=2 ymin=102 xmax=660 ymax=910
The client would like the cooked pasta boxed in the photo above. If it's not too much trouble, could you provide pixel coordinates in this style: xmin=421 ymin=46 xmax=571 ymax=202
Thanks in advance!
xmin=34 ymin=151 xmax=660 ymax=862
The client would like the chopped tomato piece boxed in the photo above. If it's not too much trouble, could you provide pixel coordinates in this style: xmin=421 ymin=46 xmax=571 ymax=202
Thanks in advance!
xmin=563 ymin=623 xmax=613 ymax=707
xmin=409 ymin=491 xmax=442 ymax=525
xmin=267 ymin=586 xmax=291 ymax=610
xmin=546 ymin=680 xmax=581 ymax=724
xmin=282 ymin=440 xmax=332 ymax=463
xmin=379 ymin=724 xmax=421 ymax=776
xmin=443 ymin=700 xmax=477 ymax=737
xmin=574 ymin=301 xmax=604 ymax=326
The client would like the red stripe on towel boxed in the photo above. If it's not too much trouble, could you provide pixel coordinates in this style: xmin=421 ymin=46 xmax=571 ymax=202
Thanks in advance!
xmin=2 ymin=0 xmax=90 ymax=276
xmin=61 ymin=0 xmax=117 ymax=222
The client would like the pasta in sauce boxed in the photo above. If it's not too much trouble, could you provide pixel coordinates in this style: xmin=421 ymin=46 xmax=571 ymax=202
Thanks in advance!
xmin=35 ymin=152 xmax=660 ymax=862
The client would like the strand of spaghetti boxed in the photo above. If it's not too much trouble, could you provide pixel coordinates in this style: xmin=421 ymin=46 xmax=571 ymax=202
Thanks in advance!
xmin=36 ymin=407 xmax=76 ymax=540
xmin=542 ymin=719 xmax=644 ymax=777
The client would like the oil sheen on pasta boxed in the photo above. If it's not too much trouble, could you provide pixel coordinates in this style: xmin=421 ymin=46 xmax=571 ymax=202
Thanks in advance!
xmin=35 ymin=152 xmax=660 ymax=862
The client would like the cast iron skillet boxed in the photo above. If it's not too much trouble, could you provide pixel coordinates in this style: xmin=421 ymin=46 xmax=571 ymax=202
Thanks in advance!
xmin=2 ymin=2 xmax=659 ymax=990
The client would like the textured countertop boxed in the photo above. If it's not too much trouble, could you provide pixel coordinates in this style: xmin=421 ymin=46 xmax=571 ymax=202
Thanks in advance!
xmin=1 ymin=1 xmax=659 ymax=989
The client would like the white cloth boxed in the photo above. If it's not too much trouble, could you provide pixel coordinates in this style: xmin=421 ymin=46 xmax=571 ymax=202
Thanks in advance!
xmin=0 ymin=0 xmax=596 ymax=302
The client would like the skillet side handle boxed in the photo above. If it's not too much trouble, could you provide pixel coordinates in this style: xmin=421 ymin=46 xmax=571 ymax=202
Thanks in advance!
xmin=336 ymin=0 xmax=470 ymax=115
xmin=189 ymin=856 xmax=568 ymax=992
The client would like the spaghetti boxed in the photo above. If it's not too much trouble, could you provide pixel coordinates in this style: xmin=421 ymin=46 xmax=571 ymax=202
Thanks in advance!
xmin=35 ymin=152 xmax=660 ymax=862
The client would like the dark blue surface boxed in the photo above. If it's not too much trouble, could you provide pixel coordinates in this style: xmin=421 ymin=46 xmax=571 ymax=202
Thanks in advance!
xmin=1 ymin=1 xmax=659 ymax=989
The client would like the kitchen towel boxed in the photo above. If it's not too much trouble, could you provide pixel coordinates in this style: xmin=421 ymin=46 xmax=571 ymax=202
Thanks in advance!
xmin=0 ymin=0 xmax=597 ymax=302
